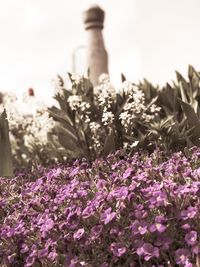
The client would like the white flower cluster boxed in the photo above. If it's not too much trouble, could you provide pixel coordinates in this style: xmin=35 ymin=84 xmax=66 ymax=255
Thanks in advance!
xmin=68 ymin=95 xmax=91 ymax=124
xmin=67 ymin=95 xmax=82 ymax=111
xmin=67 ymin=95 xmax=91 ymax=123
xmin=89 ymin=122 xmax=101 ymax=134
xmin=24 ymin=111 xmax=55 ymax=149
xmin=0 ymin=92 xmax=55 ymax=153
xmin=89 ymin=122 xmax=101 ymax=151
xmin=119 ymin=81 xmax=161 ymax=131
xmin=96 ymin=74 xmax=116 ymax=108
xmin=102 ymin=109 xmax=114 ymax=126
xmin=71 ymin=73 xmax=82 ymax=85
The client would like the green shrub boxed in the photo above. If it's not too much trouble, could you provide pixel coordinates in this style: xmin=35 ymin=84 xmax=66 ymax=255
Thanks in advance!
xmin=0 ymin=108 xmax=13 ymax=177
xmin=49 ymin=66 xmax=200 ymax=161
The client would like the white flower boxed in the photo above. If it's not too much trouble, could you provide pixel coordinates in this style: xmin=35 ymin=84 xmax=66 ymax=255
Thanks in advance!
xmin=79 ymin=101 xmax=90 ymax=112
xmin=71 ymin=73 xmax=82 ymax=84
xmin=98 ymin=73 xmax=110 ymax=84
xmin=96 ymin=74 xmax=116 ymax=106
xmin=150 ymin=104 xmax=161 ymax=114
xmin=67 ymin=95 xmax=82 ymax=110
xmin=121 ymin=81 xmax=135 ymax=93
xmin=119 ymin=111 xmax=132 ymax=130
xmin=130 ymin=140 xmax=139 ymax=148
xmin=89 ymin=122 xmax=101 ymax=133
xmin=102 ymin=110 xmax=114 ymax=126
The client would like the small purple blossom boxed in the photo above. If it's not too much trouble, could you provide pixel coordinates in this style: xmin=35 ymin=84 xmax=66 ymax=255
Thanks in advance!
xmin=181 ymin=206 xmax=197 ymax=220
xmin=136 ymin=243 xmax=159 ymax=261
xmin=123 ymin=167 xmax=133 ymax=179
xmin=101 ymin=207 xmax=116 ymax=224
xmin=185 ymin=231 xmax=197 ymax=246
xmin=149 ymin=191 xmax=167 ymax=207
xmin=149 ymin=223 xmax=166 ymax=233
xmin=73 ymin=228 xmax=85 ymax=240
xmin=110 ymin=242 xmax=126 ymax=257
xmin=175 ymin=248 xmax=191 ymax=265
xmin=91 ymin=224 xmax=103 ymax=239
xmin=1 ymin=148 xmax=200 ymax=266
xmin=155 ymin=236 xmax=172 ymax=250
xmin=40 ymin=218 xmax=54 ymax=232
xmin=112 ymin=186 xmax=129 ymax=200
xmin=130 ymin=220 xmax=148 ymax=235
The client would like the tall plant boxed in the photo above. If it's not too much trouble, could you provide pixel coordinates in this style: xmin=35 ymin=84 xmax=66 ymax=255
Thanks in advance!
xmin=0 ymin=108 xmax=13 ymax=177
xmin=48 ymin=74 xmax=161 ymax=161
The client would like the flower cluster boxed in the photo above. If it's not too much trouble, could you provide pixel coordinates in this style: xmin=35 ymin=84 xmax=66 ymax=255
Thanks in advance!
xmin=119 ymin=81 xmax=161 ymax=133
xmin=0 ymin=147 xmax=200 ymax=266
xmin=0 ymin=92 xmax=61 ymax=168
xmin=96 ymin=75 xmax=115 ymax=127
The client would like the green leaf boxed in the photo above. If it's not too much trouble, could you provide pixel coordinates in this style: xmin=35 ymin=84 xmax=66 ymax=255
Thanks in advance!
xmin=179 ymin=81 xmax=188 ymax=103
xmin=57 ymin=74 xmax=64 ymax=87
xmin=146 ymin=96 xmax=158 ymax=110
xmin=121 ymin=73 xmax=126 ymax=82
xmin=179 ymin=99 xmax=200 ymax=145
xmin=176 ymin=71 xmax=188 ymax=86
xmin=82 ymin=77 xmax=93 ymax=101
xmin=0 ymin=109 xmax=13 ymax=177
xmin=54 ymin=123 xmax=78 ymax=145
xmin=103 ymin=133 xmax=115 ymax=156
xmin=67 ymin=72 xmax=73 ymax=83
xmin=48 ymin=106 xmax=73 ymax=126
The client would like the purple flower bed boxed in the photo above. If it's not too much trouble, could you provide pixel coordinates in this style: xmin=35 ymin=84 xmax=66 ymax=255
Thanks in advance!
xmin=0 ymin=148 xmax=200 ymax=266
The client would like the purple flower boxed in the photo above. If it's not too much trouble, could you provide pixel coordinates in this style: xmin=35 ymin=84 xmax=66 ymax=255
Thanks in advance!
xmin=181 ymin=206 xmax=197 ymax=220
xmin=175 ymin=248 xmax=190 ymax=265
xmin=185 ymin=231 xmax=197 ymax=246
xmin=38 ymin=248 xmax=48 ymax=258
xmin=91 ymin=225 xmax=103 ymax=239
xmin=82 ymin=206 xmax=95 ymax=219
xmin=101 ymin=207 xmax=116 ymax=225
xmin=96 ymin=179 xmax=107 ymax=189
xmin=149 ymin=191 xmax=167 ymax=207
xmin=69 ymin=167 xmax=79 ymax=177
xmin=110 ymin=227 xmax=120 ymax=236
xmin=155 ymin=236 xmax=172 ymax=250
xmin=155 ymin=215 xmax=165 ymax=223
xmin=149 ymin=223 xmax=166 ymax=233
xmin=110 ymin=242 xmax=126 ymax=257
xmin=7 ymin=254 xmax=15 ymax=264
xmin=25 ymin=256 xmax=36 ymax=267
xmin=191 ymin=245 xmax=199 ymax=255
xmin=40 ymin=218 xmax=54 ymax=232
xmin=20 ymin=243 xmax=29 ymax=253
xmin=123 ymin=167 xmax=133 ymax=179
xmin=136 ymin=243 xmax=159 ymax=261
xmin=112 ymin=186 xmax=129 ymax=200
xmin=67 ymin=212 xmax=80 ymax=229
xmin=48 ymin=251 xmax=58 ymax=261
xmin=130 ymin=220 xmax=148 ymax=235
xmin=65 ymin=255 xmax=78 ymax=267
xmin=181 ymin=223 xmax=191 ymax=230
xmin=73 ymin=228 xmax=85 ymax=240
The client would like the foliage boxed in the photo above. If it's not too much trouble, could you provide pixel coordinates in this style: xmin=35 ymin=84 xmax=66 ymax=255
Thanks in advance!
xmin=148 ymin=65 xmax=200 ymax=150
xmin=49 ymin=66 xmax=200 ymax=161
xmin=0 ymin=148 xmax=200 ymax=266
xmin=0 ymin=93 xmax=66 ymax=170
xmin=49 ymin=74 xmax=161 ymax=161
xmin=1 ymin=65 xmax=200 ymax=169
xmin=0 ymin=108 xmax=13 ymax=177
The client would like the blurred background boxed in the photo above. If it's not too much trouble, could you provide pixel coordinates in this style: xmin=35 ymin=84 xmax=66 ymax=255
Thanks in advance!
xmin=0 ymin=0 xmax=200 ymax=101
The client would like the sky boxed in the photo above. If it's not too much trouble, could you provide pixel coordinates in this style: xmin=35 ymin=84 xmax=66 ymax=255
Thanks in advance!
xmin=1 ymin=0 xmax=200 ymax=101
